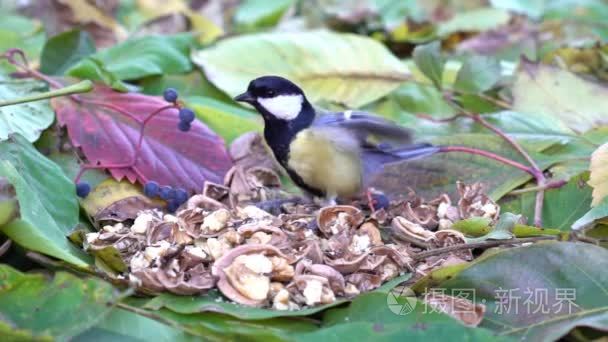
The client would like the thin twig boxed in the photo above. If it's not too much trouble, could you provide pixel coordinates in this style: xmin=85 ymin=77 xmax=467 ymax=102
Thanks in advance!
xmin=0 ymin=239 xmax=11 ymax=258
xmin=416 ymin=113 xmax=464 ymax=123
xmin=508 ymin=179 xmax=568 ymax=195
xmin=475 ymin=92 xmax=512 ymax=109
xmin=412 ymin=236 xmax=557 ymax=261
xmin=442 ymin=96 xmax=551 ymax=226
xmin=438 ymin=146 xmax=534 ymax=175
xmin=2 ymin=49 xmax=64 ymax=89
xmin=445 ymin=97 xmax=541 ymax=172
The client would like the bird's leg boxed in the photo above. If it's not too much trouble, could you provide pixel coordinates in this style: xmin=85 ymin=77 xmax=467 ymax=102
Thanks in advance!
xmin=255 ymin=196 xmax=310 ymax=215
xmin=314 ymin=196 xmax=337 ymax=207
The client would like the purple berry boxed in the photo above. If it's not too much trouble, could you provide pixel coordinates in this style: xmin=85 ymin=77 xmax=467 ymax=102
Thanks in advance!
xmin=178 ymin=120 xmax=191 ymax=132
xmin=167 ymin=199 xmax=180 ymax=212
xmin=163 ymin=88 xmax=178 ymax=103
xmin=179 ymin=108 xmax=195 ymax=124
xmin=168 ymin=187 xmax=178 ymax=200
xmin=76 ymin=181 xmax=91 ymax=198
xmin=175 ymin=188 xmax=188 ymax=204
xmin=159 ymin=185 xmax=172 ymax=200
xmin=144 ymin=181 xmax=159 ymax=197
xmin=371 ymin=193 xmax=390 ymax=210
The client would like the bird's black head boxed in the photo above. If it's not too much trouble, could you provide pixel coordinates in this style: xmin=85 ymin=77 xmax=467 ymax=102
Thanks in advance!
xmin=234 ymin=76 xmax=313 ymax=123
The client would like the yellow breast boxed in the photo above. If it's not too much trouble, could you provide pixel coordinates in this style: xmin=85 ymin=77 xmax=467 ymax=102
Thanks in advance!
xmin=287 ymin=128 xmax=362 ymax=198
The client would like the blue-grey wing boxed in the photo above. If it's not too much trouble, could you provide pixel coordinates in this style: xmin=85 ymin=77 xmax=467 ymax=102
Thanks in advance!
xmin=313 ymin=109 xmax=439 ymax=185
xmin=312 ymin=109 xmax=413 ymax=146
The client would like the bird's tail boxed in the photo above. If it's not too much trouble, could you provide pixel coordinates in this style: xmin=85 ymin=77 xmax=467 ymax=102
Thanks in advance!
xmin=361 ymin=143 xmax=439 ymax=182
xmin=387 ymin=143 xmax=440 ymax=161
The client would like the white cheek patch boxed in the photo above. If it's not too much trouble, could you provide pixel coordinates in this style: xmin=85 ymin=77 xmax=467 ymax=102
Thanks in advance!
xmin=258 ymin=94 xmax=303 ymax=120
xmin=344 ymin=110 xmax=353 ymax=120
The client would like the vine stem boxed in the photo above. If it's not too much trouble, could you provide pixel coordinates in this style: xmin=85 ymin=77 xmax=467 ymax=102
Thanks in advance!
xmin=438 ymin=146 xmax=534 ymax=176
xmin=1 ymin=49 xmax=64 ymax=89
xmin=412 ymin=236 xmax=557 ymax=261
xmin=438 ymin=95 xmax=553 ymax=226
xmin=508 ymin=179 xmax=568 ymax=195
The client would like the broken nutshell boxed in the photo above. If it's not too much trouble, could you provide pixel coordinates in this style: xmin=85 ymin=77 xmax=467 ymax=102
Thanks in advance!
xmin=80 ymin=181 xmax=497 ymax=312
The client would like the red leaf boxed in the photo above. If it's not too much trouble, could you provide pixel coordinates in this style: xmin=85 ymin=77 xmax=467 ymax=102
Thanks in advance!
xmin=52 ymin=84 xmax=233 ymax=192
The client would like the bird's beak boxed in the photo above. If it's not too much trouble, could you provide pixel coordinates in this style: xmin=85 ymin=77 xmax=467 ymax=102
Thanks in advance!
xmin=234 ymin=91 xmax=256 ymax=104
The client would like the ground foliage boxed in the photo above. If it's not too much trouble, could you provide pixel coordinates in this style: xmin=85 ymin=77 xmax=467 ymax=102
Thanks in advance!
xmin=0 ymin=0 xmax=608 ymax=341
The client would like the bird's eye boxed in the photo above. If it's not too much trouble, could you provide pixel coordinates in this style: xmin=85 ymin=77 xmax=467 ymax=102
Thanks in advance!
xmin=266 ymin=90 xmax=275 ymax=97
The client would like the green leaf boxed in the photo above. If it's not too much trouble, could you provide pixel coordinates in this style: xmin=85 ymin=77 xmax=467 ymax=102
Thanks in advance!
xmin=234 ymin=0 xmax=294 ymax=31
xmin=138 ymin=70 xmax=233 ymax=103
xmin=412 ymin=41 xmax=444 ymax=90
xmin=0 ymin=134 xmax=90 ymax=267
xmin=452 ymin=217 xmax=563 ymax=238
xmin=500 ymin=173 xmax=593 ymax=230
xmin=465 ymin=213 xmax=517 ymax=243
xmin=371 ymin=0 xmax=425 ymax=26
xmin=68 ymin=34 xmax=194 ymax=82
xmin=0 ymin=76 xmax=54 ymax=142
xmin=480 ymin=111 xmax=575 ymax=150
xmin=0 ymin=265 xmax=120 ymax=341
xmin=119 ymin=303 xmax=317 ymax=342
xmin=490 ymin=0 xmax=545 ymax=19
xmin=512 ymin=58 xmax=608 ymax=133
xmin=437 ymin=8 xmax=511 ymax=37
xmin=454 ymin=55 xmax=502 ymax=94
xmin=76 ymin=308 xmax=196 ymax=342
xmin=66 ymin=57 xmax=129 ymax=92
xmin=372 ymin=133 xmax=548 ymax=200
xmin=186 ymin=96 xmax=261 ymax=143
xmin=143 ymin=274 xmax=412 ymax=320
xmin=192 ymin=30 xmax=410 ymax=108
xmin=0 ymin=14 xmax=45 ymax=72
xmin=40 ymin=29 xmax=95 ymax=75
xmin=438 ymin=242 xmax=608 ymax=340
xmin=573 ymin=196 xmax=608 ymax=230
xmin=142 ymin=290 xmax=348 ymax=320
xmin=369 ymin=82 xmax=455 ymax=123
xmin=297 ymin=281 xmax=503 ymax=341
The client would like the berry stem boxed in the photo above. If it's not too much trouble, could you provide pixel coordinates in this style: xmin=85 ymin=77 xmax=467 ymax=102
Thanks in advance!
xmin=81 ymin=100 xmax=144 ymax=123
xmin=74 ymin=103 xmax=174 ymax=184
xmin=134 ymin=105 xmax=175 ymax=163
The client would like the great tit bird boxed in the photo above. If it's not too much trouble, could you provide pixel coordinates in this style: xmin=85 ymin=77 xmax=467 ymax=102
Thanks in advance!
xmin=235 ymin=76 xmax=439 ymax=202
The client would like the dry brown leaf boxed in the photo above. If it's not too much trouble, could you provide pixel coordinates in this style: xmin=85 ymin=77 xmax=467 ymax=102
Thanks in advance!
xmin=589 ymin=142 xmax=608 ymax=206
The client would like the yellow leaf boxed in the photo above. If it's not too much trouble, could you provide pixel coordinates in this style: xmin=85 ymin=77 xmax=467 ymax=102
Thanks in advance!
xmin=589 ymin=142 xmax=608 ymax=206
xmin=58 ymin=0 xmax=128 ymax=40
xmin=184 ymin=9 xmax=224 ymax=44
xmin=136 ymin=0 xmax=223 ymax=44
xmin=136 ymin=0 xmax=187 ymax=19
xmin=81 ymin=179 xmax=162 ymax=218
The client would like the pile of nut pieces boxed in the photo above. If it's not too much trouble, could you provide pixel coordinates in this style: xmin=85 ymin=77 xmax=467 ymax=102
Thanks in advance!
xmin=83 ymin=181 xmax=499 ymax=310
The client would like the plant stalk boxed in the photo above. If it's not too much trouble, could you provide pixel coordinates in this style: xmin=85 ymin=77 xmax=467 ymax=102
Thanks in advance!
xmin=0 ymin=80 xmax=93 ymax=107
xmin=412 ymin=236 xmax=557 ymax=260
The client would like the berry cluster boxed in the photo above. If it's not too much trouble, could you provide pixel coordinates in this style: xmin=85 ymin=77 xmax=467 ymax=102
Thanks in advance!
xmin=163 ymin=88 xmax=195 ymax=132
xmin=144 ymin=181 xmax=189 ymax=212
xmin=75 ymin=87 xmax=197 ymax=212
